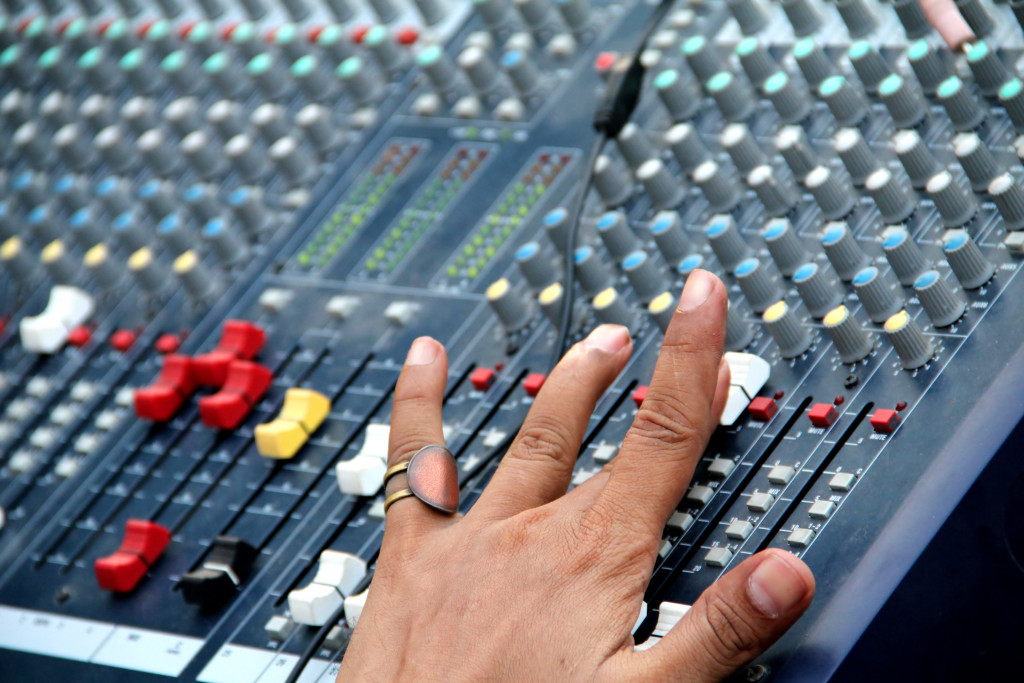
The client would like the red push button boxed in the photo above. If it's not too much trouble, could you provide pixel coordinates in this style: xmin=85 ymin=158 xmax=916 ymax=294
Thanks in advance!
xmin=111 ymin=329 xmax=136 ymax=352
xmin=193 ymin=320 xmax=266 ymax=386
xmin=470 ymin=367 xmax=495 ymax=391
xmin=747 ymin=397 xmax=778 ymax=422
xmin=199 ymin=360 xmax=272 ymax=429
xmin=155 ymin=334 xmax=181 ymax=354
xmin=135 ymin=355 xmax=196 ymax=422
xmin=68 ymin=326 xmax=91 ymax=347
xmin=522 ymin=373 xmax=546 ymax=397
xmin=870 ymin=409 xmax=901 ymax=434
xmin=808 ymin=403 xmax=839 ymax=428
xmin=632 ymin=386 xmax=649 ymax=408
xmin=94 ymin=519 xmax=170 ymax=592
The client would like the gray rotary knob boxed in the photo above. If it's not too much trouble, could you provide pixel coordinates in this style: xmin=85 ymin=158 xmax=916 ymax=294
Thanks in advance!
xmin=648 ymin=291 xmax=676 ymax=334
xmin=596 ymin=210 xmax=639 ymax=260
xmin=55 ymin=175 xmax=90 ymax=214
xmin=593 ymin=155 xmax=634 ymax=207
xmin=84 ymin=244 xmax=124 ymax=290
xmin=297 ymin=104 xmax=340 ymax=154
xmin=953 ymin=133 xmax=1000 ymax=193
xmin=473 ymin=0 xmax=513 ymax=28
xmin=138 ymin=128 xmax=181 ymax=175
xmin=68 ymin=209 xmax=104 ymax=248
xmin=515 ymin=241 xmax=559 ymax=290
xmin=203 ymin=52 xmax=246 ymax=98
xmin=866 ymin=167 xmax=916 ymax=224
xmin=654 ymin=69 xmax=700 ymax=122
xmin=227 ymin=186 xmax=269 ymax=236
xmin=914 ymin=270 xmax=966 ymax=328
xmin=616 ymin=123 xmax=657 ymax=170
xmin=999 ymin=79 xmax=1024 ymax=133
xmin=780 ymin=0 xmax=822 ymax=36
xmin=665 ymin=123 xmax=710 ymax=174
xmin=726 ymin=303 xmax=755 ymax=351
xmin=555 ymin=0 xmax=591 ymax=33
xmin=763 ymin=300 xmax=812 ymax=358
xmin=541 ymin=208 xmax=571 ymax=255
xmin=707 ymin=71 xmax=754 ymax=122
xmin=623 ymin=250 xmax=668 ymax=304
xmin=459 ymin=45 xmax=500 ymax=95
xmin=807 ymin=166 xmax=856 ymax=220
xmin=727 ymin=0 xmax=768 ymax=35
xmin=681 ymin=35 xmax=726 ymax=83
xmin=926 ymin=171 xmax=977 ymax=228
xmin=956 ymin=0 xmax=994 ymax=35
xmin=735 ymin=258 xmax=784 ymax=313
xmin=893 ymin=130 xmax=940 ymax=189
xmin=849 ymin=41 xmax=890 ymax=93
xmin=139 ymin=179 xmax=177 ymax=221
xmin=837 ymin=0 xmax=878 ymax=38
xmin=884 ymin=310 xmax=934 ymax=369
xmin=206 ymin=100 xmax=246 ymax=140
xmin=417 ymin=45 xmax=458 ymax=93
xmin=650 ymin=211 xmax=689 ymax=266
xmin=748 ymin=165 xmax=796 ymax=218
xmin=486 ymin=278 xmax=531 ymax=331
xmin=183 ymin=183 xmax=219 ymax=223
xmin=989 ymin=173 xmax=1024 ymax=230
xmin=592 ymin=287 xmax=638 ymax=332
xmin=763 ymin=219 xmax=807 ymax=277
xmin=879 ymin=74 xmax=926 ymax=128
xmin=502 ymin=49 xmax=541 ymax=96
xmin=27 ymin=205 xmax=60 ymax=244
xmin=1 ymin=237 xmax=35 ymax=284
xmin=226 ymin=134 xmax=266 ymax=182
xmin=157 ymin=214 xmax=195 ymax=254
xmin=95 ymin=126 xmax=135 ymax=173
xmin=40 ymin=91 xmax=73 ymax=128
xmin=269 ymin=136 xmax=315 ymax=186
xmin=735 ymin=38 xmax=778 ymax=86
xmin=515 ymin=0 xmax=555 ymax=32
xmin=693 ymin=160 xmax=740 ymax=213
xmin=174 ymin=250 xmax=217 ymax=303
xmin=705 ymin=214 xmax=751 ymax=272
xmin=252 ymin=102 xmax=292 ymax=143
xmin=775 ymin=125 xmax=820 ymax=182
xmin=893 ymin=0 xmax=931 ymax=38
xmin=882 ymin=227 xmax=929 ymax=285
xmin=793 ymin=38 xmax=834 ymax=87
xmin=538 ymin=283 xmax=569 ymax=328
xmin=852 ymin=266 xmax=903 ymax=323
xmin=824 ymin=305 xmax=874 ymax=364
xmin=722 ymin=123 xmax=766 ymax=174
xmin=637 ymin=159 xmax=685 ymax=210
xmin=908 ymin=40 xmax=951 ymax=95
xmin=54 ymin=124 xmax=94 ymax=172
xmin=764 ymin=71 xmax=811 ymax=123
xmin=96 ymin=177 xmax=133 ymax=216
xmin=820 ymin=75 xmax=868 ymax=127
xmin=833 ymin=127 xmax=879 ymax=186
xmin=164 ymin=97 xmax=203 ymax=138
xmin=938 ymin=76 xmax=984 ymax=131
xmin=42 ymin=240 xmax=78 ymax=285
xmin=203 ymin=218 xmax=249 ymax=266
xmin=112 ymin=211 xmax=150 ymax=252
xmin=943 ymin=232 xmax=994 ymax=290
xmin=821 ymin=221 xmax=869 ymax=281
xmin=573 ymin=246 xmax=614 ymax=295
xmin=965 ymin=41 xmax=1008 ymax=96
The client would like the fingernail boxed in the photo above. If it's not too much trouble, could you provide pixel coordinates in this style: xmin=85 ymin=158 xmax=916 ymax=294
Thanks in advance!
xmin=678 ymin=269 xmax=714 ymax=312
xmin=747 ymin=553 xmax=809 ymax=619
xmin=584 ymin=324 xmax=631 ymax=354
xmin=406 ymin=337 xmax=439 ymax=366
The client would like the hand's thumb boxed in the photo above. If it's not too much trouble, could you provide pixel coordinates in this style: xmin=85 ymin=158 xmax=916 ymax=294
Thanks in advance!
xmin=637 ymin=549 xmax=814 ymax=682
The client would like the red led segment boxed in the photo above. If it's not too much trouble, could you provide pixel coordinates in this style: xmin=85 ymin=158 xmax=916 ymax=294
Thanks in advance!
xmin=632 ymin=386 xmax=649 ymax=408
xmin=808 ymin=403 xmax=839 ymax=428
xmin=94 ymin=520 xmax=170 ymax=592
xmin=522 ymin=373 xmax=546 ymax=397
xmin=870 ymin=409 xmax=901 ymax=434
xmin=470 ymin=367 xmax=495 ymax=391
xmin=747 ymin=396 xmax=778 ymax=422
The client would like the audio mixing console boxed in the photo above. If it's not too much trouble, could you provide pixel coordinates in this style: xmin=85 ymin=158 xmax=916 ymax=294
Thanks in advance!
xmin=1 ymin=0 xmax=1023 ymax=681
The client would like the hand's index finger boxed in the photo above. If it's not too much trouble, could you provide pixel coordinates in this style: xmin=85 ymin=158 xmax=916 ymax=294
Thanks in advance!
xmin=595 ymin=270 xmax=729 ymax=540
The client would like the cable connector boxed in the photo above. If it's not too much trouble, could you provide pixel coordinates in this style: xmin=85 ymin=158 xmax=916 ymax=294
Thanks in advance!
xmin=593 ymin=54 xmax=647 ymax=139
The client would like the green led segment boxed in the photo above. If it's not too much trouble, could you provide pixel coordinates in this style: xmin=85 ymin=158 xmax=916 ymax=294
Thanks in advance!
xmin=441 ymin=150 xmax=576 ymax=284
xmin=295 ymin=141 xmax=425 ymax=270
xmin=361 ymin=145 xmax=493 ymax=277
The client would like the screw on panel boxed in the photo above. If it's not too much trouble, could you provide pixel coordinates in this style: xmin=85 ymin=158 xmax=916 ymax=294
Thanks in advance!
xmin=746 ymin=664 xmax=769 ymax=681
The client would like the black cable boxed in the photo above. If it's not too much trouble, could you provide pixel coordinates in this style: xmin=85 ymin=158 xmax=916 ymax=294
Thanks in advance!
xmin=549 ymin=0 xmax=677 ymax=369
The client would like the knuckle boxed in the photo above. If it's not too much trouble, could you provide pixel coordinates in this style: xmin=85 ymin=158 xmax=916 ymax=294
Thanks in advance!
xmin=511 ymin=416 xmax=578 ymax=477
xmin=699 ymin=592 xmax=763 ymax=667
xmin=388 ymin=432 xmax=431 ymax=463
xmin=629 ymin=391 xmax=707 ymax=449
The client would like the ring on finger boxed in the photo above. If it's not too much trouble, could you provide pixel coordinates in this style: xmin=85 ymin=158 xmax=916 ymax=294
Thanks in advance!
xmin=382 ymin=445 xmax=459 ymax=515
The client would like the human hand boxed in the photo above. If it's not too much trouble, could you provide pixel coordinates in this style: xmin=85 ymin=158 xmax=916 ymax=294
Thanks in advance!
xmin=339 ymin=270 xmax=815 ymax=682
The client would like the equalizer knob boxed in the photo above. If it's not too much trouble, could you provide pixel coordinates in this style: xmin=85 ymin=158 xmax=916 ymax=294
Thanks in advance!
xmin=914 ymin=270 xmax=966 ymax=328
xmin=852 ymin=266 xmax=903 ymax=323
xmin=938 ymin=76 xmax=984 ymax=131
xmin=616 ymin=123 xmax=657 ymax=170
xmin=203 ymin=218 xmax=249 ymax=266
xmin=650 ymin=212 xmax=690 ymax=266
xmin=837 ymin=0 xmax=878 ymax=38
xmin=780 ymin=0 xmax=822 ymax=36
xmin=879 ymin=74 xmax=926 ymax=128
xmin=866 ymin=167 xmax=916 ymax=224
xmin=459 ymin=45 xmax=501 ymax=95
xmin=636 ymin=159 xmax=685 ymax=210
xmin=487 ymin=278 xmax=532 ymax=331
xmin=882 ymin=227 xmax=929 ymax=285
xmin=726 ymin=303 xmax=755 ymax=351
xmin=775 ymin=125 xmax=820 ymax=182
xmin=943 ymin=232 xmax=994 ymax=290
xmin=793 ymin=262 xmax=844 ymax=318
xmin=999 ymin=79 xmax=1024 ymax=133
xmin=42 ymin=240 xmax=77 ymax=284
xmin=989 ymin=173 xmax=1024 ymax=230
xmin=833 ymin=128 xmax=879 ymax=186
xmin=820 ymin=76 xmax=868 ymax=127
xmin=821 ymin=221 xmax=869 ymax=281
xmin=129 ymin=247 xmax=168 ymax=294
xmin=764 ymin=71 xmax=811 ymax=123
xmin=665 ymin=123 xmax=711 ymax=174
xmin=515 ymin=241 xmax=559 ymax=290
xmin=706 ymin=72 xmax=754 ymax=122
xmin=654 ymin=69 xmax=700 ymax=122
xmin=648 ymin=291 xmax=676 ymax=334
xmin=763 ymin=300 xmax=812 ymax=358
xmin=503 ymin=49 xmax=541 ymax=96
xmin=908 ymin=40 xmax=951 ymax=95
xmin=593 ymin=288 xmax=638 ymax=332
xmin=727 ymin=0 xmax=768 ymax=35
xmin=84 ymin=244 xmax=123 ymax=290
xmin=68 ymin=208 xmax=104 ymax=248
xmin=824 ymin=305 xmax=873 ymax=364
xmin=953 ymin=133 xmax=1000 ymax=193
xmin=807 ymin=166 xmax=856 ymax=220
xmin=884 ymin=310 xmax=934 ymax=369
xmin=705 ymin=215 xmax=750 ymax=272
xmin=793 ymin=38 xmax=834 ymax=88
xmin=596 ymin=210 xmax=639 ymax=260
xmin=734 ymin=258 xmax=783 ymax=313
xmin=538 ymin=282 xmax=569 ymax=328
xmin=926 ymin=171 xmax=977 ymax=228
xmin=748 ymin=165 xmax=796 ymax=218
xmin=893 ymin=0 xmax=931 ymax=38
xmin=693 ymin=160 xmax=740 ymax=213
xmin=848 ymin=41 xmax=890 ymax=93
xmin=965 ymin=41 xmax=1009 ymax=96
xmin=592 ymin=155 xmax=634 ymax=207
xmin=763 ymin=219 xmax=807 ymax=277
xmin=681 ymin=36 xmax=725 ymax=82
xmin=722 ymin=124 xmax=766 ymax=174
xmin=893 ymin=130 xmax=940 ymax=189
xmin=573 ymin=246 xmax=613 ymax=295
xmin=1 ymin=237 xmax=35 ymax=284
xmin=623 ymin=251 xmax=667 ymax=304
xmin=735 ymin=38 xmax=779 ymax=86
